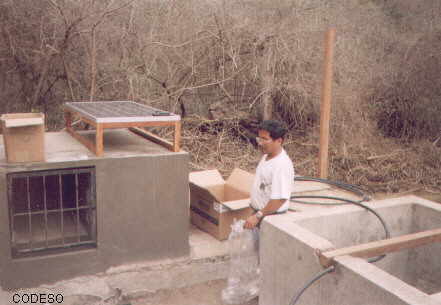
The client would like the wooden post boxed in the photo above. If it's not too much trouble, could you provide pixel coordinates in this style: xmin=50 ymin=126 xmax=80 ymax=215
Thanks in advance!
xmin=318 ymin=28 xmax=336 ymax=178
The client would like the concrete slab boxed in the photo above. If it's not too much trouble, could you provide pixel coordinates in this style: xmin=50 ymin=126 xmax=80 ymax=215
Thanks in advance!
xmin=131 ymin=279 xmax=257 ymax=305
xmin=0 ymin=129 xmax=175 ymax=165
xmin=189 ymin=225 xmax=229 ymax=259
xmin=432 ymin=292 xmax=441 ymax=302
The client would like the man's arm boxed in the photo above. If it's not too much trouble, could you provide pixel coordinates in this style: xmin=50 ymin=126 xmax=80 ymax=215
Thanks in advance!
xmin=244 ymin=199 xmax=285 ymax=229
xmin=261 ymin=199 xmax=285 ymax=216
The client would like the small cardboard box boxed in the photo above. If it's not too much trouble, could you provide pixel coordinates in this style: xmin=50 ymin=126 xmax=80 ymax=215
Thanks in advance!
xmin=189 ymin=168 xmax=255 ymax=240
xmin=1 ymin=113 xmax=45 ymax=163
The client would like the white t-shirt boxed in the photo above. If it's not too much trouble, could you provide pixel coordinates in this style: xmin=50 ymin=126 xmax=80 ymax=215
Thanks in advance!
xmin=250 ymin=149 xmax=294 ymax=212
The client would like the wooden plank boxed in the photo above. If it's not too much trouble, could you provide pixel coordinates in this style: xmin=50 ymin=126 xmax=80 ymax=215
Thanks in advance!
xmin=319 ymin=228 xmax=441 ymax=268
xmin=78 ymin=114 xmax=96 ymax=127
xmin=318 ymin=28 xmax=336 ymax=179
xmin=173 ymin=120 xmax=181 ymax=152
xmin=129 ymin=127 xmax=174 ymax=151
xmin=64 ymin=108 xmax=97 ymax=127
xmin=4 ymin=117 xmax=44 ymax=128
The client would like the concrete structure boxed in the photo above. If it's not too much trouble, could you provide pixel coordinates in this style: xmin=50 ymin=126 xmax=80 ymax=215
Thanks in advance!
xmin=0 ymin=179 xmax=336 ymax=304
xmin=260 ymin=196 xmax=441 ymax=305
xmin=0 ymin=129 xmax=189 ymax=290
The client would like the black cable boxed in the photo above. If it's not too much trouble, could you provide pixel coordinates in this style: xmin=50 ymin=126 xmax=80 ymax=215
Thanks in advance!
xmin=287 ymin=177 xmax=390 ymax=305
xmin=288 ymin=266 xmax=335 ymax=305
xmin=289 ymin=195 xmax=390 ymax=240
xmin=294 ymin=176 xmax=371 ymax=202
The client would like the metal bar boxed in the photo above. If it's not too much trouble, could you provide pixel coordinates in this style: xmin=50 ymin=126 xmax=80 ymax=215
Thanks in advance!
xmin=8 ymin=176 xmax=15 ymax=247
xmin=59 ymin=175 xmax=64 ymax=245
xmin=75 ymin=173 xmax=80 ymax=242
xmin=9 ymin=167 xmax=97 ymax=257
xmin=90 ymin=170 xmax=97 ymax=241
xmin=10 ymin=167 xmax=95 ymax=178
xmin=43 ymin=176 xmax=48 ymax=248
xmin=16 ymin=240 xmax=96 ymax=254
xmin=26 ymin=177 xmax=33 ymax=251
xmin=13 ymin=206 xmax=93 ymax=217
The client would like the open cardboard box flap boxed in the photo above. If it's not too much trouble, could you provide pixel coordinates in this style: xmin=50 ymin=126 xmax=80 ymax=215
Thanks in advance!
xmin=189 ymin=169 xmax=224 ymax=187
xmin=225 ymin=168 xmax=254 ymax=194
xmin=189 ymin=168 xmax=254 ymax=211
xmin=222 ymin=198 xmax=251 ymax=211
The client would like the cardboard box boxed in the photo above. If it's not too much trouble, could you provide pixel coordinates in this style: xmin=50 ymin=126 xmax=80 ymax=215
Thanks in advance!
xmin=1 ymin=113 xmax=45 ymax=163
xmin=189 ymin=168 xmax=255 ymax=240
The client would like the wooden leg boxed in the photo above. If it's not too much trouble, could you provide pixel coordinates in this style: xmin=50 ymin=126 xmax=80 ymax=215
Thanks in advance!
xmin=129 ymin=127 xmax=174 ymax=151
xmin=95 ymin=124 xmax=104 ymax=156
xmin=173 ymin=120 xmax=181 ymax=152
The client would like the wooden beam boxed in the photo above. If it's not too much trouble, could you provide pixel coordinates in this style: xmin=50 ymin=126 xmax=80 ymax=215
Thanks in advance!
xmin=319 ymin=228 xmax=441 ymax=267
xmin=66 ymin=127 xmax=96 ymax=155
xmin=129 ymin=127 xmax=174 ymax=151
xmin=64 ymin=109 xmax=97 ymax=127
xmin=4 ymin=117 xmax=44 ymax=128
xmin=318 ymin=28 xmax=336 ymax=178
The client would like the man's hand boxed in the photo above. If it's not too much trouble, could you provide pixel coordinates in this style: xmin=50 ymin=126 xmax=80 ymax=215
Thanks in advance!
xmin=244 ymin=214 xmax=260 ymax=229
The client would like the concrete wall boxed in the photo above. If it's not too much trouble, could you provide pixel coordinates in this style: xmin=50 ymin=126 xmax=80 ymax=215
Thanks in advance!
xmin=402 ymin=205 xmax=441 ymax=294
xmin=0 ymin=132 xmax=190 ymax=290
xmin=260 ymin=196 xmax=441 ymax=305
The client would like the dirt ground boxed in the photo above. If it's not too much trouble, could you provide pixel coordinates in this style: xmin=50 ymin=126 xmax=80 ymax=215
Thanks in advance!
xmin=131 ymin=279 xmax=258 ymax=305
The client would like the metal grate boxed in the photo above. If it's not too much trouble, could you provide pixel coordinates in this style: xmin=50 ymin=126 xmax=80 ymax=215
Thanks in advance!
xmin=7 ymin=167 xmax=97 ymax=258
xmin=64 ymin=101 xmax=180 ymax=123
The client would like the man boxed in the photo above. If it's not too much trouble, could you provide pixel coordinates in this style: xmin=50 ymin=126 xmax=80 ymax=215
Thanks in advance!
xmin=244 ymin=120 xmax=294 ymax=229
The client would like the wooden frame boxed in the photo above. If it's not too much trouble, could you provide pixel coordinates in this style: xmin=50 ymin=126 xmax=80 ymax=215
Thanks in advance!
xmin=318 ymin=228 xmax=441 ymax=268
xmin=64 ymin=109 xmax=181 ymax=156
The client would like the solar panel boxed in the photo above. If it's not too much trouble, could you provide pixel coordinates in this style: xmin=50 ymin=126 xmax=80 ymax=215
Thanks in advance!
xmin=64 ymin=101 xmax=180 ymax=123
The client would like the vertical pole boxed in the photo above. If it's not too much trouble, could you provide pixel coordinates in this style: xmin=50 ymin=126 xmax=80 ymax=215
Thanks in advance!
xmin=27 ymin=177 xmax=33 ymax=251
xmin=75 ymin=173 xmax=80 ymax=242
xmin=59 ymin=175 xmax=65 ymax=245
xmin=318 ymin=28 xmax=336 ymax=179
xmin=43 ymin=175 xmax=48 ymax=248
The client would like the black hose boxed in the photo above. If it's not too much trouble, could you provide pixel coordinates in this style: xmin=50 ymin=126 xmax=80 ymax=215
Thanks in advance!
xmin=289 ymin=195 xmax=390 ymax=246
xmin=294 ymin=176 xmax=371 ymax=202
xmin=288 ymin=177 xmax=390 ymax=305
xmin=288 ymin=266 xmax=335 ymax=305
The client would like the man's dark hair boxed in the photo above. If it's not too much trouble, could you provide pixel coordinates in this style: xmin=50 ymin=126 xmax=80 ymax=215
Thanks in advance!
xmin=259 ymin=120 xmax=288 ymax=140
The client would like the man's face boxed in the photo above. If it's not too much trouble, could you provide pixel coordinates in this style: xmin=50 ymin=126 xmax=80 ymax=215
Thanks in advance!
xmin=256 ymin=129 xmax=282 ymax=155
